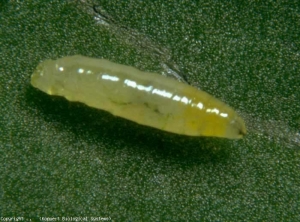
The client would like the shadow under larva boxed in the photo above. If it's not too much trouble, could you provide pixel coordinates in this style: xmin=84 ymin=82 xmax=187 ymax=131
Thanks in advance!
xmin=28 ymin=85 xmax=233 ymax=162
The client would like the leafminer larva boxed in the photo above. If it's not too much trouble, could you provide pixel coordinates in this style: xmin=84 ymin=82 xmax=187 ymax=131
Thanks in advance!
xmin=31 ymin=55 xmax=246 ymax=139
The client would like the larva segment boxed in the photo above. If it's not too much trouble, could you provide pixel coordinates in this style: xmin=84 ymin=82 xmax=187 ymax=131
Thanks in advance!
xmin=31 ymin=55 xmax=246 ymax=139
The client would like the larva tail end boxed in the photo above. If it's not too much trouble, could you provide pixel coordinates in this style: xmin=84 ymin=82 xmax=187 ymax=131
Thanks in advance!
xmin=238 ymin=126 xmax=247 ymax=138
xmin=226 ymin=116 xmax=247 ymax=139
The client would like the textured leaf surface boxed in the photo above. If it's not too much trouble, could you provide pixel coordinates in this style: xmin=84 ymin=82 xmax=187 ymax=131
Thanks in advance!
xmin=0 ymin=0 xmax=299 ymax=220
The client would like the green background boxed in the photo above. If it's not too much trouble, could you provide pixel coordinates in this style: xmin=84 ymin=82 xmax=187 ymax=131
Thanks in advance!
xmin=1 ymin=0 xmax=299 ymax=221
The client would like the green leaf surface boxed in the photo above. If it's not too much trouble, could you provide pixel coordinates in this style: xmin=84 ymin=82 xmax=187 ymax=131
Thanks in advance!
xmin=1 ymin=0 xmax=299 ymax=221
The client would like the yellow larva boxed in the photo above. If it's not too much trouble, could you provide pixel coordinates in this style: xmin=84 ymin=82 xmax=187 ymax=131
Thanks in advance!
xmin=31 ymin=55 xmax=246 ymax=139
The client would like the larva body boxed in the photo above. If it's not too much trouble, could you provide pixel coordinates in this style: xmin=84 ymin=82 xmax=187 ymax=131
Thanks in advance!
xmin=31 ymin=55 xmax=246 ymax=139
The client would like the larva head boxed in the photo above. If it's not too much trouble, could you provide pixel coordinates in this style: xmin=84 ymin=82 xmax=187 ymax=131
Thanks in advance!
xmin=31 ymin=56 xmax=91 ymax=97
xmin=31 ymin=59 xmax=60 ymax=95
xmin=31 ymin=57 xmax=79 ymax=97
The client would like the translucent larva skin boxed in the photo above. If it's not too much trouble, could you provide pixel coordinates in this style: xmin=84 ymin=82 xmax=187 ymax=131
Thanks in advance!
xmin=31 ymin=55 xmax=246 ymax=139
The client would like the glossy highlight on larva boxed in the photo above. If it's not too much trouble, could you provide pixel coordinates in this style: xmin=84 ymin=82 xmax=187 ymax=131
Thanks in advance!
xmin=31 ymin=55 xmax=246 ymax=139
